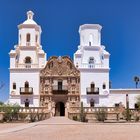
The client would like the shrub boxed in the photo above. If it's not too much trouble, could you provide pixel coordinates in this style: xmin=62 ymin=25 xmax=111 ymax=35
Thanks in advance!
xmin=135 ymin=115 xmax=139 ymax=122
xmin=122 ymin=109 xmax=133 ymax=121
xmin=2 ymin=103 xmax=20 ymax=122
xmin=73 ymin=116 xmax=78 ymax=121
xmin=95 ymin=109 xmax=107 ymax=122
xmin=30 ymin=113 xmax=37 ymax=122
xmin=80 ymin=102 xmax=87 ymax=122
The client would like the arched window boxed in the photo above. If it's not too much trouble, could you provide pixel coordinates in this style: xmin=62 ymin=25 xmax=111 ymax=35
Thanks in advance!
xmin=89 ymin=41 xmax=91 ymax=46
xmin=90 ymin=99 xmax=94 ymax=107
xmin=35 ymin=35 xmax=38 ymax=43
xmin=89 ymin=57 xmax=94 ymax=64
xmin=91 ymin=82 xmax=95 ymax=92
xmin=13 ymin=83 xmax=16 ymax=89
xmin=25 ymin=81 xmax=29 ymax=88
xmin=26 ymin=33 xmax=30 ymax=42
xmin=103 ymin=83 xmax=106 ymax=89
xmin=89 ymin=34 xmax=93 ymax=46
xmin=25 ymin=57 xmax=31 ymax=64
xmin=89 ymin=57 xmax=94 ymax=68
xmin=101 ymin=54 xmax=104 ymax=60
xmin=20 ymin=34 xmax=21 ymax=44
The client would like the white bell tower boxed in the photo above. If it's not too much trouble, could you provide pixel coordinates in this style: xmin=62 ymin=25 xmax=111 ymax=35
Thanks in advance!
xmin=9 ymin=11 xmax=47 ymax=107
xmin=79 ymin=24 xmax=101 ymax=46
xmin=74 ymin=24 xmax=110 ymax=107
xmin=18 ymin=11 xmax=41 ymax=47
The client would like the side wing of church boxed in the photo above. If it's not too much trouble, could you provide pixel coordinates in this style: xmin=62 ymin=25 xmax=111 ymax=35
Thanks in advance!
xmin=9 ymin=11 xmax=140 ymax=116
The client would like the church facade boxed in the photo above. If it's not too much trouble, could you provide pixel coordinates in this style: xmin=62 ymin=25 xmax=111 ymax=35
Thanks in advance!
xmin=9 ymin=11 xmax=140 ymax=116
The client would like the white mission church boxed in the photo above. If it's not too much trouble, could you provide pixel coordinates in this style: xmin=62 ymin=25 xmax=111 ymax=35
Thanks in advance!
xmin=8 ymin=11 xmax=140 ymax=116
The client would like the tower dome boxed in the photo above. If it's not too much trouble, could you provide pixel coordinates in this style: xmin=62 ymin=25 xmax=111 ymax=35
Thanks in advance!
xmin=18 ymin=11 xmax=42 ymax=47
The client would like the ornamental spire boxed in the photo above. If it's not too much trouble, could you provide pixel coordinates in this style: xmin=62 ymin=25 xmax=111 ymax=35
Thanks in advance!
xmin=27 ymin=11 xmax=34 ymax=20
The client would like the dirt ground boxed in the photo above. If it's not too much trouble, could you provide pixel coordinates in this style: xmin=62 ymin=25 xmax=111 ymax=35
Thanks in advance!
xmin=0 ymin=117 xmax=140 ymax=140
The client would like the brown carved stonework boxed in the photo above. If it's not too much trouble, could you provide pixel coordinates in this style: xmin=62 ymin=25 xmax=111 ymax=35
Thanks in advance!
xmin=40 ymin=56 xmax=80 ymax=116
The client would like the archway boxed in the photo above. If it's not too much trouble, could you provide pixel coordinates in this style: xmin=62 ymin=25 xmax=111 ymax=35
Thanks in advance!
xmin=24 ymin=99 xmax=29 ymax=107
xmin=55 ymin=102 xmax=65 ymax=116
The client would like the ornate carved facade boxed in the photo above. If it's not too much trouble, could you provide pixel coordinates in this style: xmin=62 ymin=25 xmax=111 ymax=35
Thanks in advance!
xmin=40 ymin=56 xmax=80 ymax=116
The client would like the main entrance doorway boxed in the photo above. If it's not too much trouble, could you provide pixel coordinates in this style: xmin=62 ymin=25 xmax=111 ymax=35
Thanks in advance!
xmin=55 ymin=102 xmax=65 ymax=116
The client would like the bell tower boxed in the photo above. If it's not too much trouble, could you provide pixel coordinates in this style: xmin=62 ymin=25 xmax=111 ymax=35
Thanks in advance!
xmin=9 ymin=11 xmax=47 ymax=107
xmin=74 ymin=24 xmax=110 ymax=107
xmin=79 ymin=24 xmax=102 ymax=46
xmin=18 ymin=11 xmax=41 ymax=47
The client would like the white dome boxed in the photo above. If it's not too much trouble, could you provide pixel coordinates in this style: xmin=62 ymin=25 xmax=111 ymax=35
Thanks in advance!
xmin=23 ymin=19 xmax=37 ymax=25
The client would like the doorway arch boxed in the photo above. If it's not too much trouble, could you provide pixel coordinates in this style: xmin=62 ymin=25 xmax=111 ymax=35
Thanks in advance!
xmin=55 ymin=102 xmax=65 ymax=116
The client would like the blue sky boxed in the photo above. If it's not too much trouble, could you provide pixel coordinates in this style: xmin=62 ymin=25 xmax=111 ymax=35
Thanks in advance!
xmin=0 ymin=0 xmax=140 ymax=101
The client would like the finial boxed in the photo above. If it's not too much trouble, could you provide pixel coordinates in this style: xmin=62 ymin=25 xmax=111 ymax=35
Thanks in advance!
xmin=27 ymin=11 xmax=34 ymax=20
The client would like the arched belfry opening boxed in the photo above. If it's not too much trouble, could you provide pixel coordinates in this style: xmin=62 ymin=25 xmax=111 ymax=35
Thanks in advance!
xmin=91 ymin=82 xmax=95 ymax=91
xmin=25 ymin=57 xmax=31 ymax=64
xmin=26 ymin=33 xmax=31 ymax=43
xmin=55 ymin=102 xmax=65 ymax=116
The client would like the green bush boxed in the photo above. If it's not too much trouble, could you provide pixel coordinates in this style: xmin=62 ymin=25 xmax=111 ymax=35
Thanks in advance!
xmin=135 ymin=115 xmax=139 ymax=122
xmin=122 ymin=109 xmax=133 ymax=121
xmin=1 ymin=104 xmax=20 ymax=122
xmin=95 ymin=109 xmax=107 ymax=122
xmin=73 ymin=116 xmax=78 ymax=121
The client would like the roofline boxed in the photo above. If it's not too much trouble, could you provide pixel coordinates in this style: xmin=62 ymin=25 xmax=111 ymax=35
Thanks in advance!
xmin=79 ymin=24 xmax=102 ymax=33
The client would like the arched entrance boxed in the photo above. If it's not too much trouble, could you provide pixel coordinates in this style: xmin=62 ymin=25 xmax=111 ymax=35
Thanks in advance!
xmin=55 ymin=102 xmax=65 ymax=116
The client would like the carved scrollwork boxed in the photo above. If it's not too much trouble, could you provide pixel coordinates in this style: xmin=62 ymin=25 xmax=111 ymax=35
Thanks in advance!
xmin=40 ymin=56 xmax=80 ymax=77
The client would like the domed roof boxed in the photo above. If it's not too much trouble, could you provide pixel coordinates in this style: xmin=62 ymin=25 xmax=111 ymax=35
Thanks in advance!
xmin=22 ymin=11 xmax=37 ymax=25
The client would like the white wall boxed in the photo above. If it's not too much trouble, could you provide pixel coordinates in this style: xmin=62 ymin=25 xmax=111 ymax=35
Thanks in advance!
xmin=10 ymin=70 xmax=40 ymax=96
xmin=109 ymin=89 xmax=140 ymax=108
xmin=19 ymin=50 xmax=38 ymax=64
xmin=9 ymin=96 xmax=40 ymax=107
xmin=80 ymin=28 xmax=101 ymax=46
xmin=19 ymin=28 xmax=40 ymax=46
xmin=80 ymin=70 xmax=109 ymax=95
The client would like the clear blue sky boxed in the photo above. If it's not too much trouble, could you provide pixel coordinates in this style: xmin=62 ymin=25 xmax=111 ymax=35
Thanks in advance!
xmin=0 ymin=0 xmax=140 ymax=101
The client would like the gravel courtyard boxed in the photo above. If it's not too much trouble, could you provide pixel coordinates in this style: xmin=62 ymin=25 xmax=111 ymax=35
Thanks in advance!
xmin=0 ymin=117 xmax=140 ymax=140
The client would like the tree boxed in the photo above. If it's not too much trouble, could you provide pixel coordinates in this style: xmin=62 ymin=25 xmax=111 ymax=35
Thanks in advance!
xmin=95 ymin=108 xmax=107 ymax=122
xmin=80 ymin=102 xmax=86 ymax=122
xmin=0 ymin=101 xmax=4 ymax=106
xmin=136 ymin=95 xmax=140 ymax=109
xmin=134 ymin=76 xmax=139 ymax=88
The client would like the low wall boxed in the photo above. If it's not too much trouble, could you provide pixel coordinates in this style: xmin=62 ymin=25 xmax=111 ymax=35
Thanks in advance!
xmin=0 ymin=107 xmax=51 ymax=122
